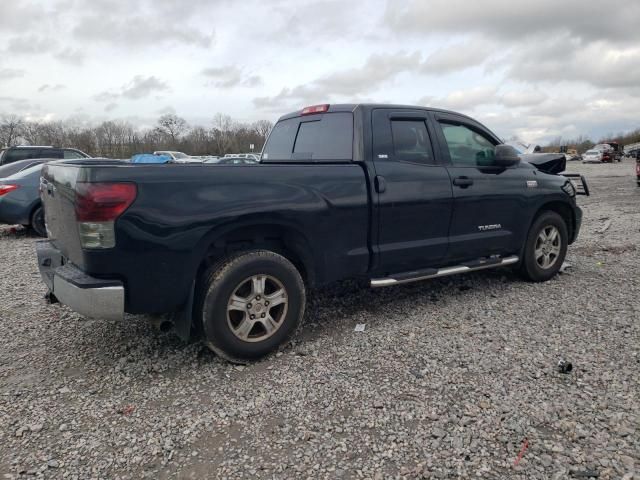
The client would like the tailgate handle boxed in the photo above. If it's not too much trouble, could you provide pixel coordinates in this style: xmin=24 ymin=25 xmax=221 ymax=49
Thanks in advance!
xmin=375 ymin=175 xmax=386 ymax=193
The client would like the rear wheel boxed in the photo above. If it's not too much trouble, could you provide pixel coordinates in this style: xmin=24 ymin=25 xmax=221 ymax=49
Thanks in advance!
xmin=30 ymin=205 xmax=46 ymax=237
xmin=196 ymin=250 xmax=305 ymax=363
xmin=519 ymin=211 xmax=568 ymax=282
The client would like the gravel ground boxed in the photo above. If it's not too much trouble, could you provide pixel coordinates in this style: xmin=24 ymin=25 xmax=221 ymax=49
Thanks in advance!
xmin=0 ymin=159 xmax=638 ymax=479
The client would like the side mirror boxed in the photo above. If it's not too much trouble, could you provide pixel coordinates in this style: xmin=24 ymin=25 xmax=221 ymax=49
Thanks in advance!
xmin=494 ymin=145 xmax=521 ymax=167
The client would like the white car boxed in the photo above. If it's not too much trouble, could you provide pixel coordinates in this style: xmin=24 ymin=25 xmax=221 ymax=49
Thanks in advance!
xmin=582 ymin=149 xmax=603 ymax=163
xmin=153 ymin=151 xmax=201 ymax=163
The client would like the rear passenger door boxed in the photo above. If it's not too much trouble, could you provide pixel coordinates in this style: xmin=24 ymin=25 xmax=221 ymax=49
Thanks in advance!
xmin=432 ymin=112 xmax=528 ymax=261
xmin=371 ymin=109 xmax=453 ymax=274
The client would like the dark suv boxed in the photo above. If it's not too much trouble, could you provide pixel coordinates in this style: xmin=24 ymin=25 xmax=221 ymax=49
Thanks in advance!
xmin=0 ymin=146 xmax=89 ymax=166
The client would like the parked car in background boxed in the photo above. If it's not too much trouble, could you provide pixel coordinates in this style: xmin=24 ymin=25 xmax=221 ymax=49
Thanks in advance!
xmin=0 ymin=158 xmax=49 ymax=178
xmin=37 ymin=103 xmax=586 ymax=362
xmin=592 ymin=144 xmax=615 ymax=163
xmin=216 ymin=157 xmax=258 ymax=165
xmin=0 ymin=146 xmax=89 ymax=166
xmin=624 ymin=142 xmax=640 ymax=158
xmin=602 ymin=141 xmax=623 ymax=162
xmin=0 ymin=164 xmax=46 ymax=236
xmin=582 ymin=149 xmax=604 ymax=163
xmin=153 ymin=151 xmax=201 ymax=163
xmin=224 ymin=153 xmax=261 ymax=161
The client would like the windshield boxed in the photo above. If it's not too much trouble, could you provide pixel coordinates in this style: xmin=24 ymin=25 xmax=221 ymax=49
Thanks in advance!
xmin=173 ymin=152 xmax=189 ymax=159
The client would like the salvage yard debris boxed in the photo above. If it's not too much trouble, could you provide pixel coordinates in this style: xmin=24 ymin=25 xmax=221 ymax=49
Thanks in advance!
xmin=597 ymin=219 xmax=612 ymax=234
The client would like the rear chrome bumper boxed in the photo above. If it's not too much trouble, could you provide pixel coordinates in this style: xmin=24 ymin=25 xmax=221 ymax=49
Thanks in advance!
xmin=36 ymin=240 xmax=124 ymax=321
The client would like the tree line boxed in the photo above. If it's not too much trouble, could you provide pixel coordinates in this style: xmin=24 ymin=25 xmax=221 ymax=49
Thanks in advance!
xmin=0 ymin=113 xmax=274 ymax=158
xmin=544 ymin=128 xmax=640 ymax=153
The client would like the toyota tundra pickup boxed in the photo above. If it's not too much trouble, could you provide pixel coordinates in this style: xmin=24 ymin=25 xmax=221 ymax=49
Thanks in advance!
xmin=36 ymin=104 xmax=587 ymax=362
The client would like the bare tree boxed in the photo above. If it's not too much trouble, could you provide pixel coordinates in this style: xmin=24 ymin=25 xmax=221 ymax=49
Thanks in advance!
xmin=211 ymin=113 xmax=236 ymax=154
xmin=0 ymin=111 xmax=279 ymax=157
xmin=155 ymin=114 xmax=188 ymax=148
xmin=252 ymin=119 xmax=273 ymax=140
xmin=0 ymin=114 xmax=24 ymax=147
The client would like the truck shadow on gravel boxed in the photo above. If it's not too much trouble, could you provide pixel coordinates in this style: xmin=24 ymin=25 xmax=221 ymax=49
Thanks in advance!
xmin=59 ymin=267 xmax=527 ymax=372
xmin=300 ymin=269 xmax=520 ymax=339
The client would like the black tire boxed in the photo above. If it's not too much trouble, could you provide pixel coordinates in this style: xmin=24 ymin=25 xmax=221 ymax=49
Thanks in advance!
xmin=519 ymin=211 xmax=568 ymax=282
xmin=196 ymin=250 xmax=305 ymax=363
xmin=30 ymin=205 xmax=47 ymax=237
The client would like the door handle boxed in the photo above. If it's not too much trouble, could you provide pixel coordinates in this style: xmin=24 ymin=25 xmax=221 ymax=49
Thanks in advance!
xmin=375 ymin=175 xmax=386 ymax=193
xmin=453 ymin=176 xmax=473 ymax=188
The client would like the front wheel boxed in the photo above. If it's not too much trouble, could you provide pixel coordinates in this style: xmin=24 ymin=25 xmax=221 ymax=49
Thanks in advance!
xmin=519 ymin=211 xmax=568 ymax=282
xmin=196 ymin=250 xmax=306 ymax=363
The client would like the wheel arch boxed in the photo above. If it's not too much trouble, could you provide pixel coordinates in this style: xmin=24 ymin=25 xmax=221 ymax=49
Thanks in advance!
xmin=532 ymin=200 xmax=576 ymax=244
xmin=193 ymin=221 xmax=317 ymax=289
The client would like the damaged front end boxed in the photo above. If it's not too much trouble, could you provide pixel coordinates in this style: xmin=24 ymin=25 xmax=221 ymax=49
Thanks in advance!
xmin=522 ymin=153 xmax=590 ymax=196
xmin=521 ymin=153 xmax=566 ymax=174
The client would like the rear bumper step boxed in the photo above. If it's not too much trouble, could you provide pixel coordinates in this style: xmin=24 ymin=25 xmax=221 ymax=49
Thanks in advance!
xmin=36 ymin=240 xmax=125 ymax=321
xmin=370 ymin=255 xmax=519 ymax=288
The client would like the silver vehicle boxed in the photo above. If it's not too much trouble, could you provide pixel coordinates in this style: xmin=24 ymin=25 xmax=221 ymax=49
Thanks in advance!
xmin=153 ymin=151 xmax=201 ymax=163
xmin=582 ymin=149 xmax=603 ymax=163
xmin=223 ymin=153 xmax=261 ymax=161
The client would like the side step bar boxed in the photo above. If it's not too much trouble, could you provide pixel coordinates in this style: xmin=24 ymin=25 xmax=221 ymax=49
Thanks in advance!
xmin=370 ymin=255 xmax=519 ymax=288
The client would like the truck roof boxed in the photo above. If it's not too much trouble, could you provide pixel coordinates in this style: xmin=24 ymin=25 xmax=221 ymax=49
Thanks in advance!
xmin=278 ymin=103 xmax=502 ymax=143
xmin=278 ymin=103 xmax=483 ymax=123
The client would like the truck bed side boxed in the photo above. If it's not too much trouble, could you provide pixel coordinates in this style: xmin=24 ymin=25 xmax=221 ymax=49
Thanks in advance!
xmin=42 ymin=162 xmax=371 ymax=314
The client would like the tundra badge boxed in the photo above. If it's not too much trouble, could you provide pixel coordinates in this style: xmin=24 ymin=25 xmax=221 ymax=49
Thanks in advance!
xmin=478 ymin=224 xmax=502 ymax=231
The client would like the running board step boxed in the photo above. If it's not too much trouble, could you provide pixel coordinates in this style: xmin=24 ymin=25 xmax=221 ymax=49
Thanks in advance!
xmin=370 ymin=255 xmax=519 ymax=288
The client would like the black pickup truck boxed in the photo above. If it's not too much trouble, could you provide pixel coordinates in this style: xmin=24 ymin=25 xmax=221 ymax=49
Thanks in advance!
xmin=37 ymin=104 xmax=586 ymax=362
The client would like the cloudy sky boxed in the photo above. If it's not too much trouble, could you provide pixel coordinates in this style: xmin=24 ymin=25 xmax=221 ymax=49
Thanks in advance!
xmin=1 ymin=0 xmax=639 ymax=143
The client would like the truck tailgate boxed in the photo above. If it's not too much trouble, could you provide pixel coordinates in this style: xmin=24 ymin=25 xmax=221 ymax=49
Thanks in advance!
xmin=41 ymin=163 xmax=85 ymax=266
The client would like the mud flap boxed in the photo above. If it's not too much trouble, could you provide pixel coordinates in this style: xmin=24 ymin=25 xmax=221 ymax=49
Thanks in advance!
xmin=171 ymin=281 xmax=195 ymax=342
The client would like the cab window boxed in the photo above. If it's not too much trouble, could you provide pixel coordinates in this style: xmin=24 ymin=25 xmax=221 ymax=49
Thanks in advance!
xmin=439 ymin=123 xmax=497 ymax=167
xmin=390 ymin=120 xmax=435 ymax=165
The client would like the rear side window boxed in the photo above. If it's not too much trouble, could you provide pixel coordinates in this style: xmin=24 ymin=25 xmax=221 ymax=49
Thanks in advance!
xmin=262 ymin=118 xmax=298 ymax=161
xmin=263 ymin=112 xmax=353 ymax=162
xmin=3 ymin=148 xmax=40 ymax=164
xmin=390 ymin=120 xmax=435 ymax=165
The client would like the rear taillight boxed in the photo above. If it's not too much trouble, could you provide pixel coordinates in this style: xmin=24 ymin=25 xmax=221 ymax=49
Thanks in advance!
xmin=0 ymin=185 xmax=19 ymax=196
xmin=75 ymin=182 xmax=136 ymax=249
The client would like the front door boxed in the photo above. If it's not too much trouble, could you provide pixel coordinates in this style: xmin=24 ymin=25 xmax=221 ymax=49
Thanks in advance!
xmin=371 ymin=109 xmax=453 ymax=274
xmin=431 ymin=113 xmax=529 ymax=261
